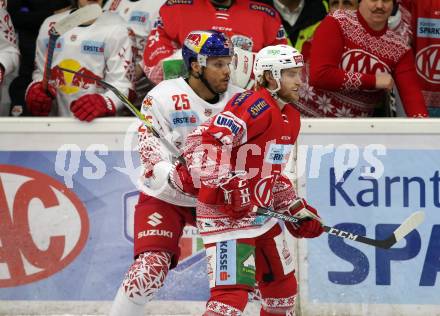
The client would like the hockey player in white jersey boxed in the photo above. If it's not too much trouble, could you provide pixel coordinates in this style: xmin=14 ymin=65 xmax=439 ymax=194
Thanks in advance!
xmin=109 ymin=30 xmax=243 ymax=316
xmin=0 ymin=7 xmax=19 ymax=105
xmin=103 ymin=0 xmax=166 ymax=106
xmin=25 ymin=0 xmax=135 ymax=120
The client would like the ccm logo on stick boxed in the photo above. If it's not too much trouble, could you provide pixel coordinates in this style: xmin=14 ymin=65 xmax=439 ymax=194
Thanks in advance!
xmin=0 ymin=165 xmax=89 ymax=287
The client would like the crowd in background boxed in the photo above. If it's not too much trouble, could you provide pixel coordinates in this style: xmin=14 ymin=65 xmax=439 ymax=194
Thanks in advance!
xmin=0 ymin=0 xmax=438 ymax=118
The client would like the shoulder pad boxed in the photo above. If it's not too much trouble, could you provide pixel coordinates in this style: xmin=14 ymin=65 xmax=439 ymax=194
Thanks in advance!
xmin=249 ymin=2 xmax=276 ymax=18
xmin=166 ymin=0 xmax=193 ymax=6
xmin=230 ymin=90 xmax=254 ymax=107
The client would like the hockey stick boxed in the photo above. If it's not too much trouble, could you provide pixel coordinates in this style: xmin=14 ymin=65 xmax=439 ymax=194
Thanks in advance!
xmin=57 ymin=66 xmax=184 ymax=162
xmin=256 ymin=206 xmax=425 ymax=249
xmin=42 ymin=4 xmax=102 ymax=91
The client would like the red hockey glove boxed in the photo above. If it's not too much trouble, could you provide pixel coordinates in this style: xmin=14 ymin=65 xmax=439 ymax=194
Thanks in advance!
xmin=218 ymin=171 xmax=253 ymax=220
xmin=70 ymin=93 xmax=116 ymax=122
xmin=25 ymin=81 xmax=56 ymax=116
xmin=286 ymin=198 xmax=324 ymax=238
xmin=170 ymin=161 xmax=198 ymax=196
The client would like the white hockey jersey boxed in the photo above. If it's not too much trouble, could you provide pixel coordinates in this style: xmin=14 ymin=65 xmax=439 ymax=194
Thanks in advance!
xmin=0 ymin=8 xmax=19 ymax=78
xmin=31 ymin=10 xmax=135 ymax=117
xmin=0 ymin=8 xmax=19 ymax=115
xmin=103 ymin=0 xmax=166 ymax=67
xmin=138 ymin=77 xmax=243 ymax=206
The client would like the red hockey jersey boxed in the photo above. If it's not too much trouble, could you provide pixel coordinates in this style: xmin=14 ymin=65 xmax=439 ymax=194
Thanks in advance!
xmin=143 ymin=0 xmax=287 ymax=67
xmin=183 ymin=88 xmax=300 ymax=243
xmin=411 ymin=0 xmax=440 ymax=109
xmin=294 ymin=10 xmax=427 ymax=117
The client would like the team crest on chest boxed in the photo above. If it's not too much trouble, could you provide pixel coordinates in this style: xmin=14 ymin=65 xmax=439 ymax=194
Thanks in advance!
xmin=254 ymin=175 xmax=276 ymax=207
xmin=341 ymin=49 xmax=391 ymax=74
xmin=416 ymin=45 xmax=440 ymax=84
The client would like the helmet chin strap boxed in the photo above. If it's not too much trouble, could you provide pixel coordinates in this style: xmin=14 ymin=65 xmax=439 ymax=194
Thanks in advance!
xmin=267 ymin=78 xmax=289 ymax=106
xmin=194 ymin=68 xmax=220 ymax=97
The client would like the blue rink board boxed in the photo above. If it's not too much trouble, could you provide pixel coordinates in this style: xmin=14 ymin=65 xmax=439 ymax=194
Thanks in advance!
xmin=303 ymin=148 xmax=440 ymax=304
xmin=0 ymin=151 xmax=209 ymax=301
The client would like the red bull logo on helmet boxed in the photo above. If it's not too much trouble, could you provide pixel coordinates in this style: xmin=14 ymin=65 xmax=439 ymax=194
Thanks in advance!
xmin=184 ymin=31 xmax=210 ymax=54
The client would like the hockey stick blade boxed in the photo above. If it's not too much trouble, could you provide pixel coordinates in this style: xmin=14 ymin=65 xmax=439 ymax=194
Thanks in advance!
xmin=392 ymin=211 xmax=425 ymax=243
xmin=43 ymin=4 xmax=102 ymax=91
xmin=58 ymin=67 xmax=184 ymax=162
xmin=325 ymin=211 xmax=424 ymax=249
xmin=257 ymin=207 xmax=425 ymax=249
xmin=53 ymin=4 xmax=102 ymax=36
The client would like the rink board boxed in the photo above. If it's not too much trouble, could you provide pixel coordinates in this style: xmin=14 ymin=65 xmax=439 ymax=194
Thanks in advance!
xmin=296 ymin=119 xmax=440 ymax=315
xmin=0 ymin=118 xmax=439 ymax=315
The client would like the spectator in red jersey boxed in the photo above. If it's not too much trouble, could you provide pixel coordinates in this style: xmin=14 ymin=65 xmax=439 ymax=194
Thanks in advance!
xmin=299 ymin=0 xmax=359 ymax=61
xmin=411 ymin=0 xmax=440 ymax=117
xmin=143 ymin=0 xmax=287 ymax=88
xmin=293 ymin=0 xmax=428 ymax=117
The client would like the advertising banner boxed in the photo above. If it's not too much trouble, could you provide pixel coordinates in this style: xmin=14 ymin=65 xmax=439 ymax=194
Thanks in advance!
xmin=0 ymin=119 xmax=208 ymax=302
xmin=296 ymin=120 xmax=440 ymax=315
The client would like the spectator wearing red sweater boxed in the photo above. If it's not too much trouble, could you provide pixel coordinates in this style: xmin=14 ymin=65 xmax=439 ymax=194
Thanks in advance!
xmin=411 ymin=0 xmax=440 ymax=117
xmin=294 ymin=0 xmax=428 ymax=117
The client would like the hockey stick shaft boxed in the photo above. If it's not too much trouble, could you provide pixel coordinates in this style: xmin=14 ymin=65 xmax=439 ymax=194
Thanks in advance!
xmin=58 ymin=67 xmax=184 ymax=163
xmin=42 ymin=31 xmax=59 ymax=91
xmin=42 ymin=4 xmax=102 ymax=92
xmin=256 ymin=207 xmax=424 ymax=249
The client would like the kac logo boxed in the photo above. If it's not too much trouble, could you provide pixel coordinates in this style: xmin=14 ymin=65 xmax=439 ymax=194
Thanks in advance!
xmin=416 ymin=44 xmax=440 ymax=84
xmin=0 ymin=165 xmax=89 ymax=287
xmin=341 ymin=49 xmax=391 ymax=74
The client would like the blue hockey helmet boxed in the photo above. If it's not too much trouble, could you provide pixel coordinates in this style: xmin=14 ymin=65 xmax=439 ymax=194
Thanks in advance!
xmin=182 ymin=30 xmax=233 ymax=70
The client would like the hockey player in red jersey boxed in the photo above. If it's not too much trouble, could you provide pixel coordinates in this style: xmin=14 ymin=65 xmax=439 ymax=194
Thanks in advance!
xmin=294 ymin=0 xmax=428 ymax=117
xmin=143 ymin=0 xmax=287 ymax=86
xmin=411 ymin=0 xmax=440 ymax=116
xmin=109 ymin=30 xmax=243 ymax=316
xmin=182 ymin=45 xmax=324 ymax=316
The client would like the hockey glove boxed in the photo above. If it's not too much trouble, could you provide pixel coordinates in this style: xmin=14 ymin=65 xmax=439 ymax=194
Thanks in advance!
xmin=70 ymin=93 xmax=116 ymax=122
xmin=286 ymin=198 xmax=324 ymax=238
xmin=26 ymin=81 xmax=56 ymax=116
xmin=170 ymin=161 xmax=198 ymax=196
xmin=218 ymin=171 xmax=253 ymax=220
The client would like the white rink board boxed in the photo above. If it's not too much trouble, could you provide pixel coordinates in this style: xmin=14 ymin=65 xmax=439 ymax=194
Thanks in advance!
xmin=0 ymin=118 xmax=439 ymax=315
